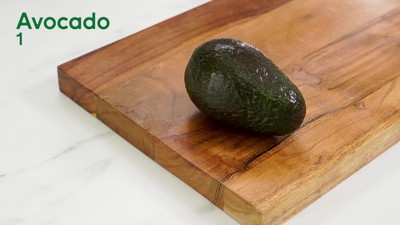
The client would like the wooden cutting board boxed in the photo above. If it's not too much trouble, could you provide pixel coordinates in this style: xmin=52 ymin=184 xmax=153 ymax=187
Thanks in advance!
xmin=58 ymin=0 xmax=400 ymax=224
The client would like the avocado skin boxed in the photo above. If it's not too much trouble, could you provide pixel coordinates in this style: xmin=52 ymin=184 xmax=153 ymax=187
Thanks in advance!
xmin=184 ymin=38 xmax=306 ymax=135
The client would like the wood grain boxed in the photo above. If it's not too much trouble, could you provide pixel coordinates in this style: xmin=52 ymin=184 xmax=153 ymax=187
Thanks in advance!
xmin=58 ymin=0 xmax=400 ymax=224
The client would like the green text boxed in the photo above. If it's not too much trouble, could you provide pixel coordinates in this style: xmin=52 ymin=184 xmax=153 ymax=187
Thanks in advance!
xmin=17 ymin=12 xmax=110 ymax=30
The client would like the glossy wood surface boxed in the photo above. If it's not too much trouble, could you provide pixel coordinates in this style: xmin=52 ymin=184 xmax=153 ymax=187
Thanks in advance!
xmin=58 ymin=0 xmax=400 ymax=224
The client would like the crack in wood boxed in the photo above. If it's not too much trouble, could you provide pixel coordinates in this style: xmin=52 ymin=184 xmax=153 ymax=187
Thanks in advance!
xmin=243 ymin=136 xmax=289 ymax=169
xmin=211 ymin=172 xmax=238 ymax=204
xmin=211 ymin=73 xmax=399 ymax=206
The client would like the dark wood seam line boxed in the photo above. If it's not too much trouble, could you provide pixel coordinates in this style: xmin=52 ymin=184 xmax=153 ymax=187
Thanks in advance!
xmin=212 ymin=73 xmax=400 ymax=205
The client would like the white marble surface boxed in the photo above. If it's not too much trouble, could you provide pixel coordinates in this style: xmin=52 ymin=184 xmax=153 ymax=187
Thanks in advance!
xmin=0 ymin=0 xmax=399 ymax=224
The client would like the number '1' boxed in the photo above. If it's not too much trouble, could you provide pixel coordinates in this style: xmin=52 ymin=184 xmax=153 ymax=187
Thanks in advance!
xmin=17 ymin=32 xmax=22 ymax=45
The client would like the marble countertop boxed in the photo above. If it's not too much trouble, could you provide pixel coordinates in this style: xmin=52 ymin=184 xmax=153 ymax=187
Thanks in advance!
xmin=1 ymin=0 xmax=399 ymax=224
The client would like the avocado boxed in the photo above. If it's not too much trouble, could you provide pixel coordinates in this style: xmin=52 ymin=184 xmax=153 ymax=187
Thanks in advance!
xmin=184 ymin=38 xmax=306 ymax=135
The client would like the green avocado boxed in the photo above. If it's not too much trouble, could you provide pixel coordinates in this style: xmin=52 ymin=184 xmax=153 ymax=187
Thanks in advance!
xmin=184 ymin=38 xmax=306 ymax=135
